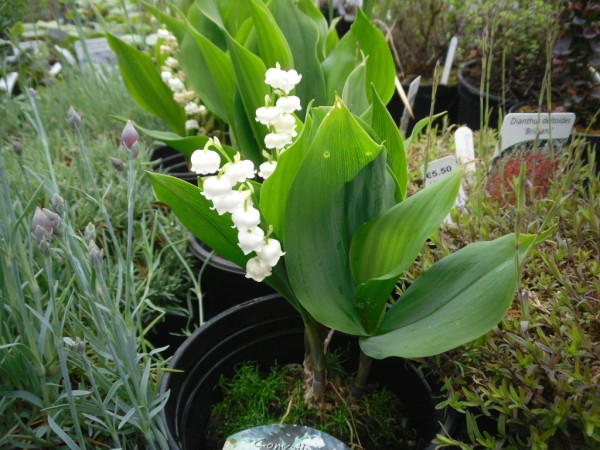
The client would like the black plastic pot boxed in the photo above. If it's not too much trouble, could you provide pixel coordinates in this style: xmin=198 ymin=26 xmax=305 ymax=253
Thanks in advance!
xmin=160 ymin=295 xmax=457 ymax=450
xmin=457 ymin=60 xmax=510 ymax=131
xmin=150 ymin=145 xmax=198 ymax=184
xmin=387 ymin=83 xmax=459 ymax=135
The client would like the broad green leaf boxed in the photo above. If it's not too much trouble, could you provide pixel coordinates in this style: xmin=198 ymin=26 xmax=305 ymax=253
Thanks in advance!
xmin=321 ymin=9 xmax=395 ymax=105
xmin=225 ymin=33 xmax=269 ymax=155
xmin=293 ymin=0 xmax=330 ymax=60
xmin=360 ymin=233 xmax=539 ymax=358
xmin=230 ymin=89 xmax=263 ymax=164
xmin=260 ymin=112 xmax=313 ymax=236
xmin=284 ymin=99 xmax=391 ymax=336
xmin=342 ymin=58 xmax=369 ymax=116
xmin=147 ymin=172 xmax=246 ymax=269
xmin=143 ymin=2 xmax=186 ymax=42
xmin=350 ymin=168 xmax=462 ymax=286
xmin=106 ymin=33 xmax=186 ymax=135
xmin=248 ymin=0 xmax=293 ymax=69
xmin=370 ymin=85 xmax=407 ymax=200
xmin=268 ymin=0 xmax=327 ymax=109
xmin=181 ymin=5 xmax=236 ymax=122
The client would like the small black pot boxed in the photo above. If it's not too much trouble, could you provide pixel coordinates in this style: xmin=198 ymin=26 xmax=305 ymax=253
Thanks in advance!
xmin=160 ymin=295 xmax=457 ymax=450
xmin=387 ymin=83 xmax=459 ymax=135
xmin=457 ymin=60 xmax=511 ymax=131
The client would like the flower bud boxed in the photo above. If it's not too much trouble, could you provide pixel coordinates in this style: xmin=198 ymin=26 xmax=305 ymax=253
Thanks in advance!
xmin=121 ymin=121 xmax=139 ymax=157
xmin=67 ymin=106 xmax=82 ymax=128
xmin=83 ymin=222 xmax=96 ymax=244
xmin=51 ymin=193 xmax=66 ymax=214
xmin=87 ymin=240 xmax=104 ymax=265
xmin=110 ymin=157 xmax=126 ymax=171
xmin=31 ymin=207 xmax=61 ymax=247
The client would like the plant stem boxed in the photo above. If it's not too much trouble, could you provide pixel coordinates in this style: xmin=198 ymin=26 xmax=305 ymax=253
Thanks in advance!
xmin=303 ymin=315 xmax=327 ymax=400
xmin=352 ymin=350 xmax=373 ymax=397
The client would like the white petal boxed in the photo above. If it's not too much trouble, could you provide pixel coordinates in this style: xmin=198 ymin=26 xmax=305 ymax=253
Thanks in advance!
xmin=258 ymin=161 xmax=277 ymax=179
xmin=232 ymin=206 xmax=260 ymax=229
xmin=223 ymin=160 xmax=255 ymax=184
xmin=276 ymin=95 xmax=301 ymax=113
xmin=202 ymin=176 xmax=233 ymax=200
xmin=237 ymin=227 xmax=265 ymax=254
xmin=190 ymin=149 xmax=221 ymax=174
xmin=264 ymin=132 xmax=292 ymax=149
xmin=245 ymin=256 xmax=272 ymax=282
xmin=256 ymin=238 xmax=285 ymax=267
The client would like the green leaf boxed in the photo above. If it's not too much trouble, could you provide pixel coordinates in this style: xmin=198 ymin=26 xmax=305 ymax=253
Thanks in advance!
xmin=360 ymin=233 xmax=539 ymax=358
xmin=248 ymin=0 xmax=293 ymax=69
xmin=342 ymin=58 xmax=369 ymax=116
xmin=181 ymin=5 xmax=236 ymax=122
xmin=106 ymin=33 xmax=186 ymax=135
xmin=370 ymin=85 xmax=407 ymax=200
xmin=321 ymin=9 xmax=395 ymax=105
xmin=260 ymin=112 xmax=312 ymax=236
xmin=350 ymin=168 xmax=462 ymax=286
xmin=225 ymin=32 xmax=269 ymax=155
xmin=268 ymin=0 xmax=327 ymax=110
xmin=147 ymin=172 xmax=246 ymax=269
xmin=284 ymin=99 xmax=392 ymax=335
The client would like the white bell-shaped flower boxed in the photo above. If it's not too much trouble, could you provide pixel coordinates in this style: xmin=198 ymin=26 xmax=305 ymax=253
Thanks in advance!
xmin=238 ymin=226 xmax=265 ymax=254
xmin=258 ymin=161 xmax=277 ymax=179
xmin=212 ymin=190 xmax=245 ymax=215
xmin=185 ymin=119 xmax=199 ymax=131
xmin=165 ymin=57 xmax=179 ymax=68
xmin=276 ymin=95 xmax=301 ymax=113
xmin=245 ymin=256 xmax=272 ymax=282
xmin=202 ymin=176 xmax=233 ymax=200
xmin=185 ymin=102 xmax=200 ymax=115
xmin=265 ymin=65 xmax=302 ymax=94
xmin=265 ymin=132 xmax=293 ymax=150
xmin=256 ymin=238 xmax=285 ymax=267
xmin=223 ymin=159 xmax=255 ymax=184
xmin=273 ymin=113 xmax=297 ymax=137
xmin=255 ymin=106 xmax=282 ymax=125
xmin=232 ymin=206 xmax=260 ymax=229
xmin=161 ymin=71 xmax=173 ymax=83
xmin=191 ymin=149 xmax=220 ymax=174
xmin=168 ymin=77 xmax=184 ymax=92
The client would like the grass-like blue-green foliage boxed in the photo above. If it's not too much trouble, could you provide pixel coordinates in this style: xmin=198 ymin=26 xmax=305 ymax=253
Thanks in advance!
xmin=0 ymin=66 xmax=199 ymax=449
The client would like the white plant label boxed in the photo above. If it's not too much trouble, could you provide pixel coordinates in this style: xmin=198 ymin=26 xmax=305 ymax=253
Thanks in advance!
xmin=494 ymin=112 xmax=576 ymax=157
xmin=422 ymin=155 xmax=458 ymax=187
xmin=454 ymin=126 xmax=476 ymax=172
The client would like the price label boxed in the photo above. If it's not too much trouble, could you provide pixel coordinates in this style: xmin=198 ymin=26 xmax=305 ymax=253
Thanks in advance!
xmin=421 ymin=155 xmax=458 ymax=187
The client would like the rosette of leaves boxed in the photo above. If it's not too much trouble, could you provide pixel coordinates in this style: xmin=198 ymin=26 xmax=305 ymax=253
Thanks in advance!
xmin=552 ymin=0 xmax=600 ymax=130
xmin=107 ymin=0 xmax=396 ymax=165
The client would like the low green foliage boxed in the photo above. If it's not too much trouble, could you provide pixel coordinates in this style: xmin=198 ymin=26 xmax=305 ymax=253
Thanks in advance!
xmin=207 ymin=351 xmax=416 ymax=450
xmin=402 ymin=134 xmax=599 ymax=449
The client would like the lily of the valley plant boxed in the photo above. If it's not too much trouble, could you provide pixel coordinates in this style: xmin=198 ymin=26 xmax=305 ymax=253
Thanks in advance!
xmin=148 ymin=61 xmax=545 ymax=398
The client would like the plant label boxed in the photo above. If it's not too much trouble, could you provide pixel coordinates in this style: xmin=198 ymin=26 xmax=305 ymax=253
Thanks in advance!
xmin=422 ymin=155 xmax=458 ymax=187
xmin=500 ymin=113 xmax=575 ymax=152
xmin=75 ymin=38 xmax=117 ymax=67
xmin=224 ymin=424 xmax=350 ymax=449
xmin=454 ymin=126 xmax=475 ymax=171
